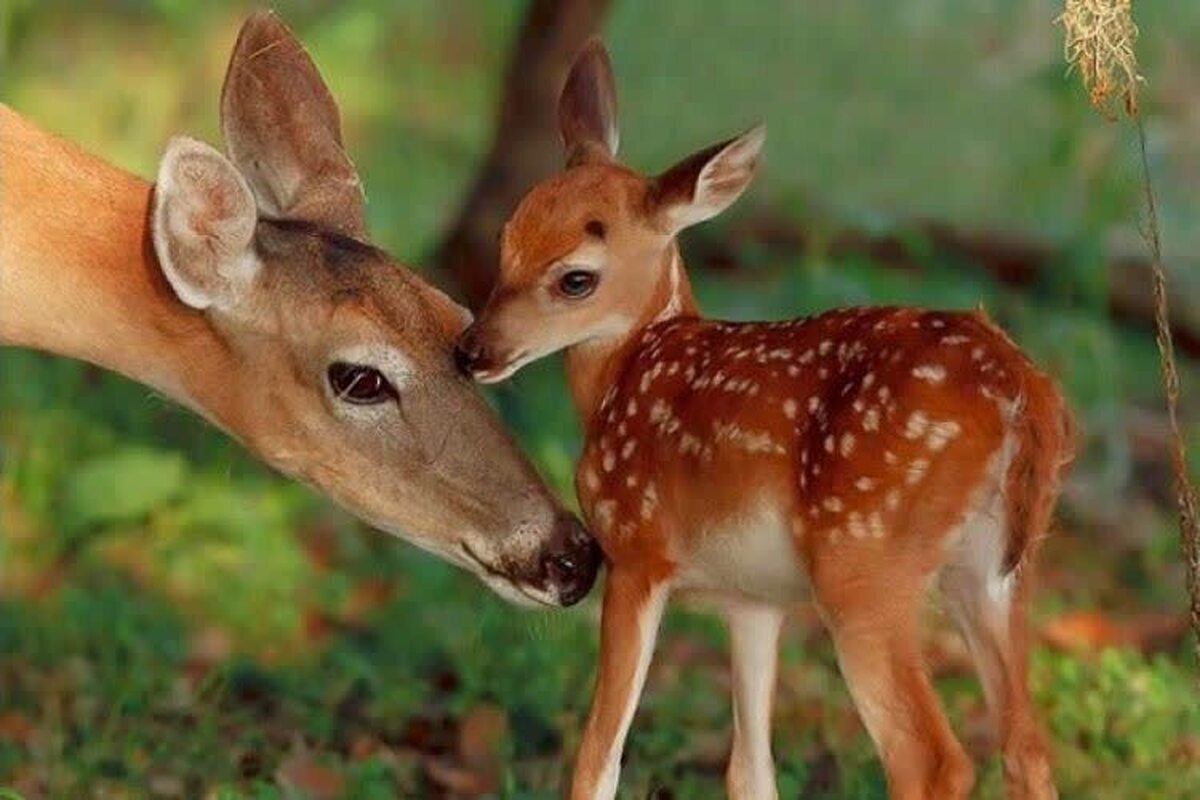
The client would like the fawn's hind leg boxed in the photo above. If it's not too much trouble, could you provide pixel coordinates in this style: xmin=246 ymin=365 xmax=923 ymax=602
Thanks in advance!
xmin=940 ymin=518 xmax=1057 ymax=800
xmin=817 ymin=572 xmax=975 ymax=800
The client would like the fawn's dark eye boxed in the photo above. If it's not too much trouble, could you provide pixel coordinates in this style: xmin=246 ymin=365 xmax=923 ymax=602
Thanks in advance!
xmin=327 ymin=362 xmax=397 ymax=405
xmin=557 ymin=269 xmax=598 ymax=299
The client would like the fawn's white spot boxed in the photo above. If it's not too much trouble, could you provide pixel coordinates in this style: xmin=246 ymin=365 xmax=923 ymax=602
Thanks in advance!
xmin=927 ymin=420 xmax=962 ymax=451
xmin=641 ymin=483 xmax=658 ymax=520
xmin=583 ymin=467 xmax=600 ymax=492
xmin=904 ymin=411 xmax=931 ymax=440
xmin=906 ymin=458 xmax=930 ymax=486
xmin=912 ymin=364 xmax=947 ymax=383
xmin=594 ymin=499 xmax=616 ymax=533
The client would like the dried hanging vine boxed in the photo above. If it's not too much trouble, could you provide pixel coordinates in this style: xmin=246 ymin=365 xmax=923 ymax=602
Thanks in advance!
xmin=1059 ymin=0 xmax=1200 ymax=664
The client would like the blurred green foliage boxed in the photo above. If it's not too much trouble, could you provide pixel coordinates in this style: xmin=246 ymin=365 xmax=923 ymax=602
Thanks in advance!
xmin=2 ymin=1 xmax=1199 ymax=797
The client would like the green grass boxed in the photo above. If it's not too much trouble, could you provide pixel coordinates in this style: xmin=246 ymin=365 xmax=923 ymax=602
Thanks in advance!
xmin=3 ymin=253 xmax=1198 ymax=797
xmin=3 ymin=1 xmax=1199 ymax=797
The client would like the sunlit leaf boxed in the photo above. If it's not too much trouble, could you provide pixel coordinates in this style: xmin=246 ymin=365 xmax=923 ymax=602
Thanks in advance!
xmin=63 ymin=447 xmax=188 ymax=531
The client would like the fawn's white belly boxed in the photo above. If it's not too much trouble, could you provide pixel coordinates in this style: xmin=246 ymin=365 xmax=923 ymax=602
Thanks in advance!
xmin=676 ymin=500 xmax=810 ymax=605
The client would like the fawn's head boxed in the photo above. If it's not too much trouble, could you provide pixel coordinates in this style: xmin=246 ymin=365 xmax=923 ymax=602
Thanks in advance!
xmin=150 ymin=12 xmax=598 ymax=606
xmin=458 ymin=41 xmax=764 ymax=382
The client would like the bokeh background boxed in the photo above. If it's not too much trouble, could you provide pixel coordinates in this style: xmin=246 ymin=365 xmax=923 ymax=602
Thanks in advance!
xmin=2 ymin=1 xmax=1199 ymax=797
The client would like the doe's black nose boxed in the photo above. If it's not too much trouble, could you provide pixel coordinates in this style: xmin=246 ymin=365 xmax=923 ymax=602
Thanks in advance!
xmin=542 ymin=513 xmax=602 ymax=607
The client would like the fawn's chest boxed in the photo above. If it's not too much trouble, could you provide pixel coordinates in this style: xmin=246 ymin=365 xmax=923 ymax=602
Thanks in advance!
xmin=574 ymin=318 xmax=819 ymax=594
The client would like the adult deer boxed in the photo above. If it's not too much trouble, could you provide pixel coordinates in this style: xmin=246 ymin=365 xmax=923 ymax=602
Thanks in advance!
xmin=456 ymin=41 xmax=1073 ymax=799
xmin=0 ymin=12 xmax=599 ymax=608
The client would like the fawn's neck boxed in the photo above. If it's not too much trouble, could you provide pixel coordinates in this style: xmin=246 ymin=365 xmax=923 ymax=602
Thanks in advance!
xmin=564 ymin=244 xmax=699 ymax=426
xmin=0 ymin=106 xmax=242 ymax=431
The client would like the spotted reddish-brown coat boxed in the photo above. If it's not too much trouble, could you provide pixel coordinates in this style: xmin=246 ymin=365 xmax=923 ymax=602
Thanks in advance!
xmin=574 ymin=304 xmax=1064 ymax=590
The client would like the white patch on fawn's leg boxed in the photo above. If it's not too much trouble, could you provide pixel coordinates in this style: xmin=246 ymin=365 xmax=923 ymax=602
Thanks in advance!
xmin=724 ymin=602 xmax=784 ymax=800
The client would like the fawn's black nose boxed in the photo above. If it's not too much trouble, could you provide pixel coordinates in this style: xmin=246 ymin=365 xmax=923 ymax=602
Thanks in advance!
xmin=541 ymin=513 xmax=602 ymax=606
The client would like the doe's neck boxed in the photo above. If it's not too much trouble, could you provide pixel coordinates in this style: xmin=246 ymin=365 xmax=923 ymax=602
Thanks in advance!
xmin=0 ymin=106 xmax=245 ymax=433
xmin=563 ymin=243 xmax=699 ymax=427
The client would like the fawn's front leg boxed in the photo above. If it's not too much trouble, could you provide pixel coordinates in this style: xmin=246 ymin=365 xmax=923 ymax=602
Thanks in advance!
xmin=725 ymin=601 xmax=784 ymax=800
xmin=571 ymin=568 xmax=669 ymax=800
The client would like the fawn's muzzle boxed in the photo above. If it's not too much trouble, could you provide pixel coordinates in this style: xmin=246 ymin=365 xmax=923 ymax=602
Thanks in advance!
xmin=455 ymin=322 xmax=524 ymax=383
xmin=454 ymin=324 xmax=488 ymax=376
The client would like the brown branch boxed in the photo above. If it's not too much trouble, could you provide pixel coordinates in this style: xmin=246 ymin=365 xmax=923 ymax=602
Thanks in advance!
xmin=687 ymin=213 xmax=1200 ymax=358
xmin=1134 ymin=113 xmax=1200 ymax=666
xmin=432 ymin=0 xmax=613 ymax=310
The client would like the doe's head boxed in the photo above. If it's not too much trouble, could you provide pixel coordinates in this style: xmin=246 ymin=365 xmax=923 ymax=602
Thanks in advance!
xmin=457 ymin=41 xmax=765 ymax=382
xmin=150 ymin=12 xmax=599 ymax=607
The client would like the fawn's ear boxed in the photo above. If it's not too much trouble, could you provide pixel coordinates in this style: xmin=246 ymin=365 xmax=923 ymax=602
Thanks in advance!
xmin=220 ymin=10 xmax=365 ymax=238
xmin=152 ymin=137 xmax=259 ymax=311
xmin=650 ymin=124 xmax=765 ymax=234
xmin=559 ymin=39 xmax=620 ymax=167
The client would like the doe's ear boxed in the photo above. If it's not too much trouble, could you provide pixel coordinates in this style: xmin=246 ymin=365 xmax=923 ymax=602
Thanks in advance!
xmin=152 ymin=137 xmax=259 ymax=311
xmin=559 ymin=39 xmax=619 ymax=167
xmin=650 ymin=124 xmax=766 ymax=234
xmin=220 ymin=11 xmax=365 ymax=238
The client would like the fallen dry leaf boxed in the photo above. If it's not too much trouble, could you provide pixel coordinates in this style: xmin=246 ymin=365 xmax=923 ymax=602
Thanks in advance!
xmin=350 ymin=733 xmax=381 ymax=761
xmin=0 ymin=710 xmax=34 ymax=742
xmin=342 ymin=578 xmax=394 ymax=622
xmin=275 ymin=738 xmax=345 ymax=800
xmin=1040 ymin=610 xmax=1187 ymax=653
xmin=458 ymin=702 xmax=509 ymax=772
xmin=423 ymin=756 xmax=494 ymax=797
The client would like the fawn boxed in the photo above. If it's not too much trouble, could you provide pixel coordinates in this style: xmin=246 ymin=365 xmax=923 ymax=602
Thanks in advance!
xmin=457 ymin=41 xmax=1072 ymax=800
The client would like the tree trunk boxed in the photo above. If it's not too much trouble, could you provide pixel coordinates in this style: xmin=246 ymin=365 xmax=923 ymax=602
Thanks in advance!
xmin=433 ymin=0 xmax=613 ymax=310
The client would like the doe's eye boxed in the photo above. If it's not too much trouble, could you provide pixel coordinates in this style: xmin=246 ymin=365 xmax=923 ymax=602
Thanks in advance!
xmin=558 ymin=269 xmax=598 ymax=299
xmin=327 ymin=362 xmax=397 ymax=405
